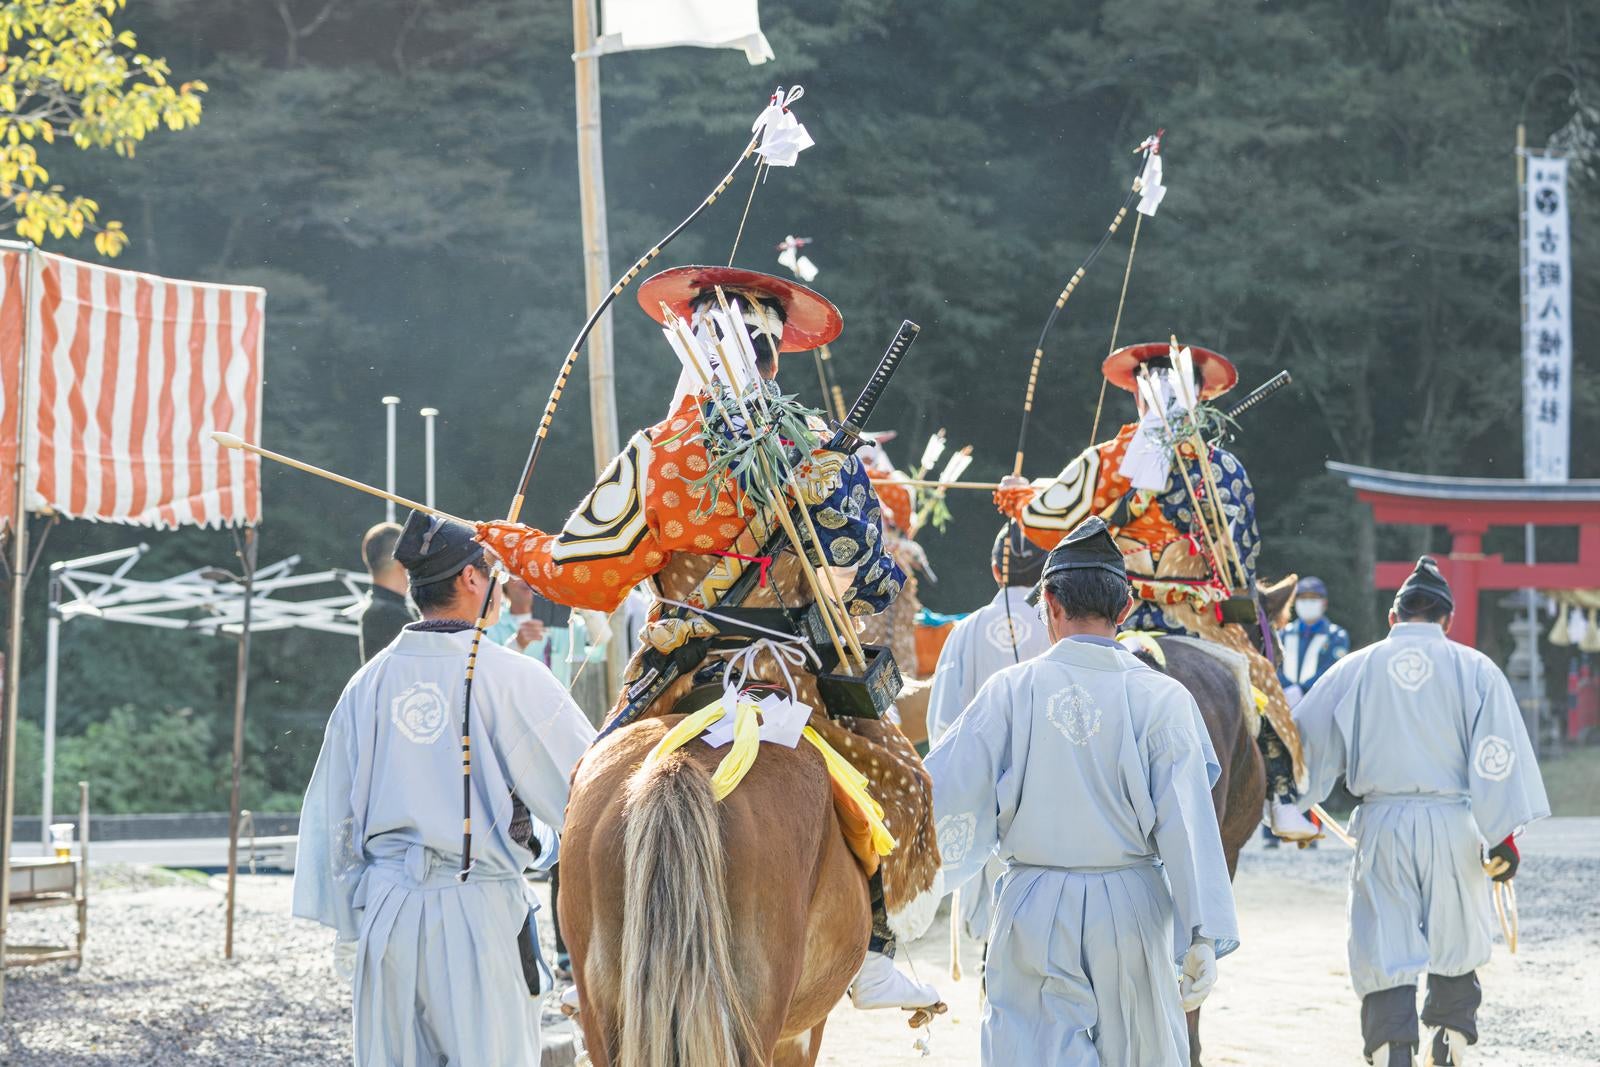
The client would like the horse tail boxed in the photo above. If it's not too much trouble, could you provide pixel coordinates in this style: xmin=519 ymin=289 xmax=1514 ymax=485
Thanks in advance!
xmin=618 ymin=754 xmax=761 ymax=1067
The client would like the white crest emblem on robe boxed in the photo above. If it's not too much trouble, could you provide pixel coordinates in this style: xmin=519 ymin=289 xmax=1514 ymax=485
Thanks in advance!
xmin=1473 ymin=735 xmax=1516 ymax=782
xmin=392 ymin=681 xmax=450 ymax=745
xmin=936 ymin=813 xmax=977 ymax=866
xmin=1387 ymin=648 xmax=1433 ymax=692
xmin=1047 ymin=684 xmax=1103 ymax=746
xmin=985 ymin=615 xmax=1022 ymax=653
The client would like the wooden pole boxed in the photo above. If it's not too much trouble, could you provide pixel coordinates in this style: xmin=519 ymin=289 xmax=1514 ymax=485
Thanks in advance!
xmin=572 ymin=0 xmax=623 ymax=704
xmin=223 ymin=526 xmax=257 ymax=959
xmin=0 ymin=246 xmax=36 ymax=1013
xmin=572 ymin=0 xmax=617 ymax=480
xmin=0 ymin=516 xmax=24 ymax=1012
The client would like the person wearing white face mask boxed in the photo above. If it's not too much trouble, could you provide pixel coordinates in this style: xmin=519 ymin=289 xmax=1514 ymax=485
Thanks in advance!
xmin=1277 ymin=576 xmax=1351 ymax=704
xmin=1259 ymin=576 xmax=1352 ymax=848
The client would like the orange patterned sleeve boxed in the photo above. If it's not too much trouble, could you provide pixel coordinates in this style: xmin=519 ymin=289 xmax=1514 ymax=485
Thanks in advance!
xmin=477 ymin=397 xmax=752 ymax=612
xmin=996 ymin=427 xmax=1138 ymax=552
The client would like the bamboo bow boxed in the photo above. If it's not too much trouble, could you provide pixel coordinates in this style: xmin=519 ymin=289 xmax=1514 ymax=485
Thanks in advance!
xmin=999 ymin=132 xmax=1165 ymax=653
xmin=454 ymin=104 xmax=771 ymax=881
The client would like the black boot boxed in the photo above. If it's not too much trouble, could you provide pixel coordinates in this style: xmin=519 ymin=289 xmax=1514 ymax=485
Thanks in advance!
xmin=1384 ymin=1043 xmax=1416 ymax=1067
xmin=1362 ymin=985 xmax=1419 ymax=1064
xmin=1422 ymin=972 xmax=1480 ymax=1064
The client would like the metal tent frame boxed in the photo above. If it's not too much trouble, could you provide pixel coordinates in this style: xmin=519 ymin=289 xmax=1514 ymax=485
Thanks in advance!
xmin=35 ymin=543 xmax=371 ymax=955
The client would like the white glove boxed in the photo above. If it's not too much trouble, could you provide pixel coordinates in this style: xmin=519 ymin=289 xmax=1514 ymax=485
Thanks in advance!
xmin=1179 ymin=938 xmax=1217 ymax=1012
xmin=333 ymin=936 xmax=358 ymax=984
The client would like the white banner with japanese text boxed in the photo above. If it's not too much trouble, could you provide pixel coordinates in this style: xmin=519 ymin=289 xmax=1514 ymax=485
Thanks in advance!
xmin=1522 ymin=154 xmax=1571 ymax=482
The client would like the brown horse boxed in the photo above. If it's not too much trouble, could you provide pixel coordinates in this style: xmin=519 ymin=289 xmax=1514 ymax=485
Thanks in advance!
xmin=559 ymin=715 xmax=869 ymax=1066
xmin=1143 ymin=577 xmax=1296 ymax=1067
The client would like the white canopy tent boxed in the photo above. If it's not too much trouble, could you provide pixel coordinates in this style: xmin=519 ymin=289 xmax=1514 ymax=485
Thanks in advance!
xmin=39 ymin=544 xmax=370 ymax=837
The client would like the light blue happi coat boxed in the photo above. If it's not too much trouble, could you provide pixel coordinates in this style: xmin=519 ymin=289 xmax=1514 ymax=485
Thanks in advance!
xmin=927 ymin=587 xmax=1051 ymax=744
xmin=1292 ymin=622 xmax=1550 ymax=996
xmin=927 ymin=636 xmax=1239 ymax=1066
xmin=926 ymin=586 xmax=1050 ymax=939
xmin=293 ymin=628 xmax=597 ymax=1066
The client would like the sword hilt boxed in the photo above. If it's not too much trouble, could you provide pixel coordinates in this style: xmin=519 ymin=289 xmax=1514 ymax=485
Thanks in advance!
xmin=1225 ymin=370 xmax=1292 ymax=421
xmin=829 ymin=320 xmax=919 ymax=450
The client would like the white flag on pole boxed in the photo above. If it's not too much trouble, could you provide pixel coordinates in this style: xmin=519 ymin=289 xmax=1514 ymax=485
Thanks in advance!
xmin=1521 ymin=154 xmax=1572 ymax=482
xmin=596 ymin=0 xmax=775 ymax=65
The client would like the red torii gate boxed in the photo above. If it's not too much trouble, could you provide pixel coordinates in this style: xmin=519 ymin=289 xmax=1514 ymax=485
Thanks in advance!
xmin=1327 ymin=462 xmax=1600 ymax=646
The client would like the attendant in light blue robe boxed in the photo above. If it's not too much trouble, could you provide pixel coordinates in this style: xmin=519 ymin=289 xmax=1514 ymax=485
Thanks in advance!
xmin=927 ymin=518 xmax=1238 ymax=1066
xmin=294 ymin=512 xmax=596 ymax=1067
xmin=927 ymin=525 xmax=1052 ymax=940
xmin=1293 ymin=557 xmax=1549 ymax=1067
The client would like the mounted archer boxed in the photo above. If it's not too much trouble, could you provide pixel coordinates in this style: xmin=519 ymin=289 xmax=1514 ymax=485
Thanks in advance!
xmin=478 ymin=262 xmax=948 ymax=1063
xmin=995 ymin=339 xmax=1317 ymax=841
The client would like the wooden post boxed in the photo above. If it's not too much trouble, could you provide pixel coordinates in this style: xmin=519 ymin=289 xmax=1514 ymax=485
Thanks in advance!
xmin=572 ymin=0 xmax=624 ymax=702
xmin=0 ymin=531 xmax=24 ymax=1011
xmin=223 ymin=526 xmax=258 ymax=959
xmin=0 ymin=246 xmax=36 ymax=1013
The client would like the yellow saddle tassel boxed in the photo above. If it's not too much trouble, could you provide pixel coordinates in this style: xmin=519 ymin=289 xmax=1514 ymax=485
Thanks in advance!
xmin=642 ymin=701 xmax=728 ymax=769
xmin=640 ymin=698 xmax=765 ymax=801
xmin=641 ymin=702 xmax=896 ymax=857
xmin=709 ymin=699 xmax=762 ymax=800
xmin=802 ymin=726 xmax=897 ymax=857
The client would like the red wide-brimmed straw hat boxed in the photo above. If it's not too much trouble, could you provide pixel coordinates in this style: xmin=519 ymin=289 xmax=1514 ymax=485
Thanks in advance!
xmin=637 ymin=265 xmax=843 ymax=353
xmin=1102 ymin=342 xmax=1239 ymax=401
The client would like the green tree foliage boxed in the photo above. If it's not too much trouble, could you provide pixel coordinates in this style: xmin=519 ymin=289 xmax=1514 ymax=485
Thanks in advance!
xmin=6 ymin=0 xmax=1595 ymax=812
xmin=0 ymin=0 xmax=206 ymax=255
xmin=11 ymin=707 xmax=226 ymax=815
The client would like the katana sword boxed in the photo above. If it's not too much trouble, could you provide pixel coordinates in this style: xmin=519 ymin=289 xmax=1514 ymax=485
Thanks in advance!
xmin=1224 ymin=370 xmax=1292 ymax=421
xmin=599 ymin=320 xmax=921 ymax=742
xmin=831 ymin=320 xmax=919 ymax=450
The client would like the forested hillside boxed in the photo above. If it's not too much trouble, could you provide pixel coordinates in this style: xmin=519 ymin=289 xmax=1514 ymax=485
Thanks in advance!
xmin=10 ymin=0 xmax=1596 ymax=814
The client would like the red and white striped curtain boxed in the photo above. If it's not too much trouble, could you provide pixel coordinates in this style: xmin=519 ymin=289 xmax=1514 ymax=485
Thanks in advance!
xmin=0 ymin=247 xmax=265 ymax=530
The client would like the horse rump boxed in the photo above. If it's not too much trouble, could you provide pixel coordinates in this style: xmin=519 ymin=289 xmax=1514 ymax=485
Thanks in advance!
xmin=619 ymin=754 xmax=762 ymax=1067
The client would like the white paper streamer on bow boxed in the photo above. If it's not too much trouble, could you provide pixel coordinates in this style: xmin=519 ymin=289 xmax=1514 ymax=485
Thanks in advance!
xmin=752 ymin=85 xmax=814 ymax=167
xmin=1136 ymin=145 xmax=1167 ymax=217
xmin=777 ymin=235 xmax=819 ymax=281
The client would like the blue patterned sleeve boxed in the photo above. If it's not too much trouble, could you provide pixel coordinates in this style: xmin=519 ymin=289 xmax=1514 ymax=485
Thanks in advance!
xmin=805 ymin=454 xmax=906 ymax=616
xmin=1212 ymin=447 xmax=1260 ymax=585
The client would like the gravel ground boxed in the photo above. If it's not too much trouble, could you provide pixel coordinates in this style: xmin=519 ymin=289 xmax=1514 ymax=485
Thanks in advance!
xmin=2 ymin=823 xmax=1596 ymax=1065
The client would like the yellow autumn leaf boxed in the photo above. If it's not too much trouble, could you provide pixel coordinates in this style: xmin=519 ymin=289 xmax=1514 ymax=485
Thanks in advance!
xmin=0 ymin=0 xmax=203 ymax=255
